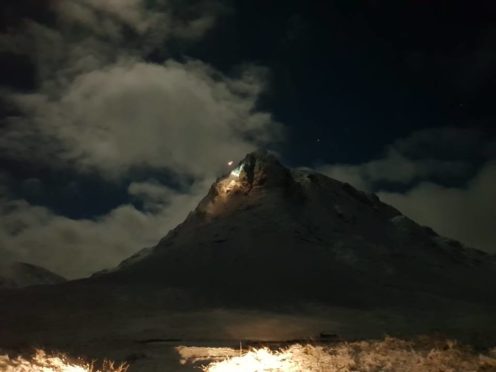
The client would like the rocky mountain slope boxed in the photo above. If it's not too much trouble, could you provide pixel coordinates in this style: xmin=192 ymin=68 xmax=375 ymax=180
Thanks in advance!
xmin=101 ymin=150 xmax=495 ymax=307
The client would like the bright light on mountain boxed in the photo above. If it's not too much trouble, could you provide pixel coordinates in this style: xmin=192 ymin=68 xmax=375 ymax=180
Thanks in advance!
xmin=230 ymin=163 xmax=244 ymax=178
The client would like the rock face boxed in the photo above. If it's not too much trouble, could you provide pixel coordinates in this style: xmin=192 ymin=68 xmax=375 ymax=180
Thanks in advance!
xmin=0 ymin=262 xmax=65 ymax=289
xmin=103 ymin=150 xmax=495 ymax=307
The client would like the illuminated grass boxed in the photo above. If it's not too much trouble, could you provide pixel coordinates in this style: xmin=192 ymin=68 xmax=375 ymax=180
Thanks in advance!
xmin=0 ymin=349 xmax=128 ymax=372
xmin=178 ymin=337 xmax=496 ymax=372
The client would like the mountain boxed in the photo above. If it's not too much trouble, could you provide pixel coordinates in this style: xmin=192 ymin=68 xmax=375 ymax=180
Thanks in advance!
xmin=0 ymin=151 xmax=495 ymax=368
xmin=0 ymin=262 xmax=65 ymax=289
xmin=101 ymin=150 xmax=495 ymax=307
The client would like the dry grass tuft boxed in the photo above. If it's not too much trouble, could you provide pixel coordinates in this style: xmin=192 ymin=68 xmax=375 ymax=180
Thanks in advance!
xmin=0 ymin=349 xmax=128 ymax=372
xmin=178 ymin=336 xmax=496 ymax=372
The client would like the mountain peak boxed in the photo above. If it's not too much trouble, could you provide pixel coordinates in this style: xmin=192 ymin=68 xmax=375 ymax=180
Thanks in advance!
xmin=193 ymin=150 xmax=294 ymax=217
xmin=233 ymin=149 xmax=291 ymax=188
xmin=104 ymin=150 xmax=496 ymax=308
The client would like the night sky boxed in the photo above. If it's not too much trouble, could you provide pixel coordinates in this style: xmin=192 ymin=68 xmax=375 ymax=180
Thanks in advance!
xmin=0 ymin=0 xmax=495 ymax=278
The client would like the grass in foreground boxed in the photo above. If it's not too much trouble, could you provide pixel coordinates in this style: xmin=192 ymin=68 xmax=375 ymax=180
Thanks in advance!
xmin=178 ymin=336 xmax=496 ymax=371
xmin=0 ymin=349 xmax=128 ymax=372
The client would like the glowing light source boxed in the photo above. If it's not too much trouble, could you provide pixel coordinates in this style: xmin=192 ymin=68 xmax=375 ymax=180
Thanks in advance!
xmin=217 ymin=162 xmax=245 ymax=194
xmin=227 ymin=161 xmax=234 ymax=166
xmin=230 ymin=163 xmax=244 ymax=178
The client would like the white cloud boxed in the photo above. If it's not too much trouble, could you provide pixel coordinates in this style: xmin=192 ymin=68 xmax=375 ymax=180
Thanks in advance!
xmin=378 ymin=162 xmax=496 ymax=253
xmin=3 ymin=60 xmax=281 ymax=179
xmin=0 ymin=179 xmax=211 ymax=279
xmin=318 ymin=128 xmax=496 ymax=253
xmin=0 ymin=0 xmax=280 ymax=180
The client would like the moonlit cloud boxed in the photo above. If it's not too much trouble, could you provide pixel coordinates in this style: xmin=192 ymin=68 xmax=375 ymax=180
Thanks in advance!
xmin=0 ymin=179 xmax=211 ymax=278
xmin=320 ymin=128 xmax=496 ymax=253
xmin=1 ymin=0 xmax=279 ymax=180
xmin=4 ymin=61 xmax=280 ymax=179
xmin=379 ymin=162 xmax=496 ymax=253
xmin=0 ymin=0 xmax=283 ymax=277
xmin=56 ymin=0 xmax=169 ymax=36
xmin=0 ymin=0 xmax=221 ymax=79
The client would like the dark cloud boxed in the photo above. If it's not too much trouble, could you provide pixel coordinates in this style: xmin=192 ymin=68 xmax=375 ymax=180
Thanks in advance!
xmin=319 ymin=127 xmax=485 ymax=191
xmin=392 ymin=127 xmax=487 ymax=161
